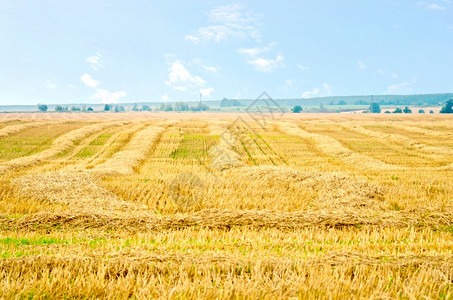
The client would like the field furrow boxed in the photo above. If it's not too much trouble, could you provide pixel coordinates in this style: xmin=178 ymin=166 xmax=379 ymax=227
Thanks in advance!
xmin=276 ymin=121 xmax=399 ymax=170
xmin=91 ymin=124 xmax=168 ymax=176
xmin=341 ymin=122 xmax=452 ymax=165
xmin=0 ymin=122 xmax=122 ymax=174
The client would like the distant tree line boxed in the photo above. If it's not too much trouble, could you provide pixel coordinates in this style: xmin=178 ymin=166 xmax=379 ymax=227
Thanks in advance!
xmin=220 ymin=98 xmax=242 ymax=107
xmin=55 ymin=105 xmax=93 ymax=112
xmin=156 ymin=102 xmax=210 ymax=112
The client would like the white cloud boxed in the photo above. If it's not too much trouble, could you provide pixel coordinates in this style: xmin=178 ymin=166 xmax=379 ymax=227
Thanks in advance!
xmin=238 ymin=43 xmax=276 ymax=58
xmin=358 ymin=61 xmax=367 ymax=69
xmin=247 ymin=55 xmax=284 ymax=72
xmin=164 ymin=53 xmax=177 ymax=62
xmin=191 ymin=58 xmax=218 ymax=73
xmin=85 ymin=53 xmax=102 ymax=71
xmin=80 ymin=74 xmax=100 ymax=88
xmin=161 ymin=94 xmax=169 ymax=101
xmin=427 ymin=3 xmax=446 ymax=10
xmin=286 ymin=79 xmax=294 ymax=86
xmin=200 ymin=87 xmax=214 ymax=97
xmin=187 ymin=4 xmax=260 ymax=43
xmin=203 ymin=65 xmax=218 ymax=73
xmin=238 ymin=43 xmax=283 ymax=73
xmin=391 ymin=73 xmax=399 ymax=79
xmin=302 ymin=83 xmax=332 ymax=98
xmin=165 ymin=60 xmax=205 ymax=90
xmin=378 ymin=69 xmax=386 ymax=74
xmin=185 ymin=35 xmax=200 ymax=44
xmin=297 ymin=64 xmax=309 ymax=71
xmin=386 ymin=82 xmax=413 ymax=94
xmin=91 ymin=89 xmax=126 ymax=104
xmin=208 ymin=4 xmax=253 ymax=24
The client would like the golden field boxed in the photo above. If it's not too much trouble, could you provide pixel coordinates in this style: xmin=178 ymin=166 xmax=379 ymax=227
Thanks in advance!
xmin=0 ymin=112 xmax=452 ymax=299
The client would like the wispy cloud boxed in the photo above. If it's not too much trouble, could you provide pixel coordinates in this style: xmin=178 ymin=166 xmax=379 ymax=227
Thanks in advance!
xmin=80 ymin=74 xmax=99 ymax=88
xmin=391 ymin=73 xmax=399 ymax=79
xmin=386 ymin=82 xmax=413 ymax=94
xmin=192 ymin=58 xmax=218 ymax=73
xmin=286 ymin=79 xmax=294 ymax=86
xmin=358 ymin=61 xmax=367 ymax=69
xmin=297 ymin=64 xmax=309 ymax=71
xmin=45 ymin=80 xmax=57 ymax=89
xmin=85 ymin=53 xmax=103 ymax=71
xmin=238 ymin=43 xmax=276 ymax=57
xmin=203 ymin=65 xmax=218 ymax=73
xmin=165 ymin=60 xmax=206 ymax=92
xmin=247 ymin=55 xmax=284 ymax=72
xmin=91 ymin=89 xmax=126 ymax=104
xmin=161 ymin=94 xmax=169 ymax=101
xmin=426 ymin=3 xmax=446 ymax=10
xmin=238 ymin=43 xmax=283 ymax=72
xmin=184 ymin=35 xmax=200 ymax=44
xmin=186 ymin=4 xmax=260 ymax=43
xmin=302 ymin=83 xmax=331 ymax=98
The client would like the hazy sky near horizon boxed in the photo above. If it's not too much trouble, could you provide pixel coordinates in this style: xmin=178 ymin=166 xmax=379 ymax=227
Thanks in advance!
xmin=0 ymin=1 xmax=452 ymax=105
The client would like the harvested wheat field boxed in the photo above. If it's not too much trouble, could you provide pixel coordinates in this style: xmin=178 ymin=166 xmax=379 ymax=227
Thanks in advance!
xmin=0 ymin=112 xmax=452 ymax=299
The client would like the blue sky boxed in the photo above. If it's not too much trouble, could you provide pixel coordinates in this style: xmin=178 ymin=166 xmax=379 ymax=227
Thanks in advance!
xmin=0 ymin=1 xmax=452 ymax=105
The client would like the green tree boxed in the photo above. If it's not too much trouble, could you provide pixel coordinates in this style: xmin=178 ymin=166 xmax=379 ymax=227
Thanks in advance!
xmin=199 ymin=103 xmax=209 ymax=111
xmin=440 ymin=99 xmax=453 ymax=113
xmin=87 ymin=106 xmax=94 ymax=111
xmin=369 ymin=102 xmax=381 ymax=113
xmin=292 ymin=105 xmax=303 ymax=113
xmin=104 ymin=104 xmax=110 ymax=111
xmin=429 ymin=110 xmax=434 ymax=114
xmin=393 ymin=108 xmax=403 ymax=113
xmin=403 ymin=106 xmax=412 ymax=113
xmin=55 ymin=105 xmax=63 ymax=111
xmin=418 ymin=109 xmax=425 ymax=114
xmin=338 ymin=100 xmax=347 ymax=105
xmin=142 ymin=105 xmax=151 ymax=111
xmin=38 ymin=103 xmax=48 ymax=112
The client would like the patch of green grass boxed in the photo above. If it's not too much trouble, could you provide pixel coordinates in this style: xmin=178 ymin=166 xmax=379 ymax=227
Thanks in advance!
xmin=170 ymin=134 xmax=216 ymax=160
xmin=90 ymin=133 xmax=112 ymax=146
xmin=74 ymin=132 xmax=113 ymax=158
xmin=0 ymin=237 xmax=69 ymax=246
xmin=0 ymin=123 xmax=83 ymax=162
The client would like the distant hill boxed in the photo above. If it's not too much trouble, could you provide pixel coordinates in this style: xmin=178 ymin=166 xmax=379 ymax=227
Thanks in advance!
xmin=1 ymin=93 xmax=452 ymax=112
